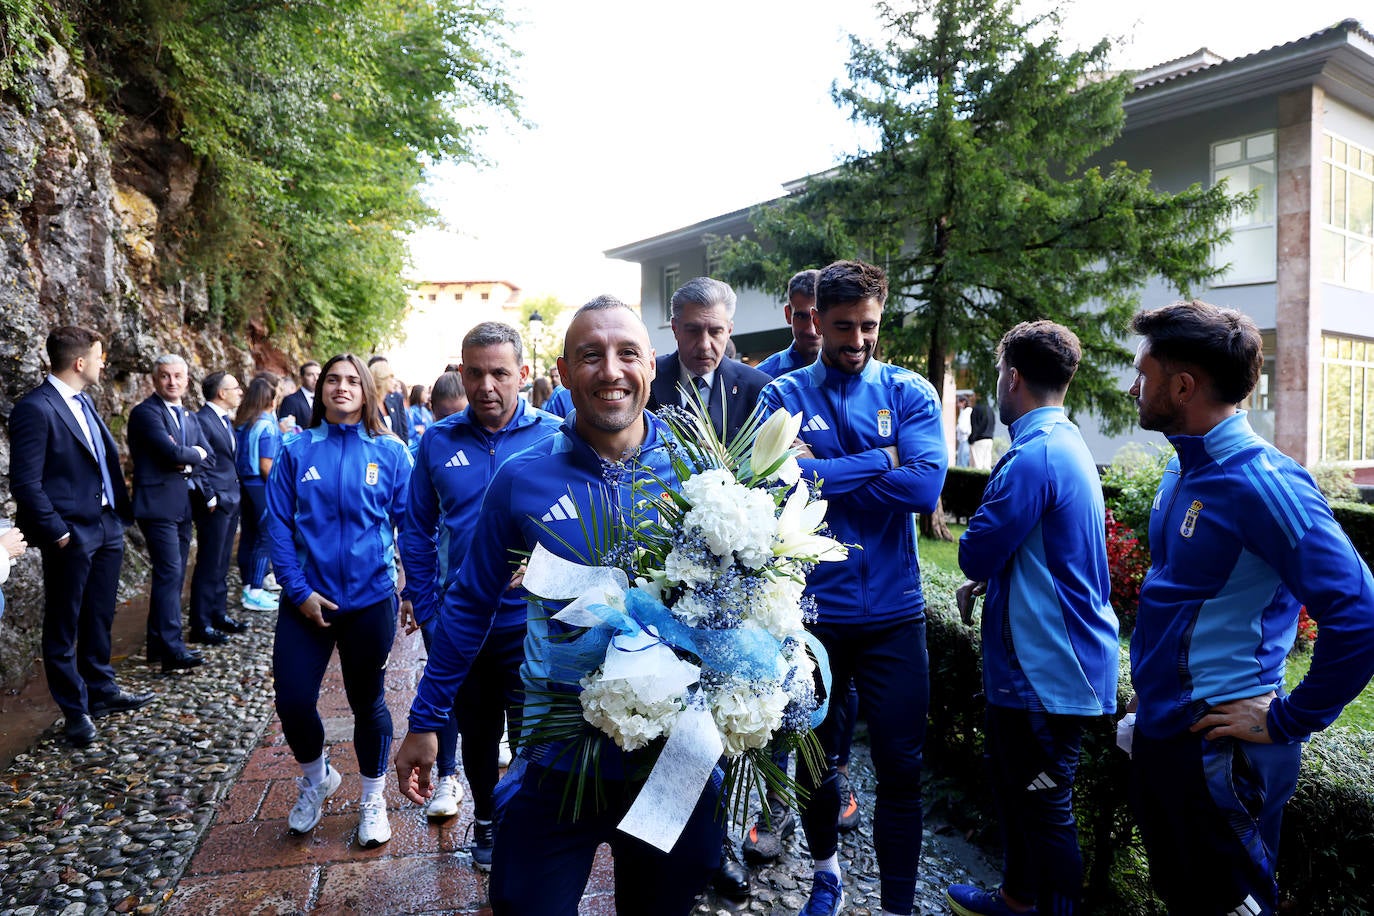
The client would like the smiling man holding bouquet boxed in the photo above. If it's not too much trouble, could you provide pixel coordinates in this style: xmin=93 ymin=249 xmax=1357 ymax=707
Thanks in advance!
xmin=760 ymin=259 xmax=949 ymax=916
xmin=394 ymin=297 xmax=726 ymax=915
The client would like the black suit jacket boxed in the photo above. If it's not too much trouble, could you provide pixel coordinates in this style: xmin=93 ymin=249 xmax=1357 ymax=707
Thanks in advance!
xmin=192 ymin=404 xmax=242 ymax=512
xmin=647 ymin=354 xmax=773 ymax=442
xmin=127 ymin=395 xmax=207 ymax=520
xmin=280 ymin=388 xmax=313 ymax=430
xmin=8 ymin=380 xmax=132 ymax=544
xmin=382 ymin=390 xmax=409 ymax=444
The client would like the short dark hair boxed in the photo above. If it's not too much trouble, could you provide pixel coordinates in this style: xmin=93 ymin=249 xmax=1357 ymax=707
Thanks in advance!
xmin=1131 ymin=300 xmax=1262 ymax=404
xmin=564 ymin=295 xmax=640 ymax=357
xmin=997 ymin=321 xmax=1082 ymax=396
xmin=431 ymin=370 xmax=464 ymax=405
xmin=202 ymin=371 xmax=230 ymax=401
xmin=786 ymin=269 xmax=819 ymax=302
xmin=46 ymin=326 xmax=102 ymax=372
xmin=299 ymin=360 xmax=320 ymax=377
xmin=815 ymin=260 xmax=888 ymax=312
xmin=462 ymin=321 xmax=524 ymax=362
xmin=367 ymin=355 xmax=388 ymax=367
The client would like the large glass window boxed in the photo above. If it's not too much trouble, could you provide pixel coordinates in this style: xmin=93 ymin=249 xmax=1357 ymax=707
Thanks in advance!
xmin=662 ymin=264 xmax=680 ymax=324
xmin=1211 ymin=131 xmax=1277 ymax=285
xmin=1321 ymin=333 xmax=1374 ymax=462
xmin=1321 ymin=133 xmax=1374 ymax=291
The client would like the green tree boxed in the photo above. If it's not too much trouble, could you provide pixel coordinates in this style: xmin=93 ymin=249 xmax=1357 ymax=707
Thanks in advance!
xmin=73 ymin=0 xmax=521 ymax=353
xmin=711 ymin=0 xmax=1250 ymax=434
xmin=519 ymin=294 xmax=566 ymax=377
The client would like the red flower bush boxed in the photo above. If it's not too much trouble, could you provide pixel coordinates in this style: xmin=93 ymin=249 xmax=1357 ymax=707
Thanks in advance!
xmin=1294 ymin=605 xmax=1318 ymax=654
xmin=1105 ymin=508 xmax=1149 ymax=635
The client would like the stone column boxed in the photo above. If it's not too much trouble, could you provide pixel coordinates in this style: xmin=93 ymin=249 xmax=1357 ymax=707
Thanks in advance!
xmin=1274 ymin=86 xmax=1324 ymax=466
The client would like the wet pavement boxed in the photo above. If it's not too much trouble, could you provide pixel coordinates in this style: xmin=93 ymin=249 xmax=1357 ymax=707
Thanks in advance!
xmin=0 ymin=598 xmax=998 ymax=915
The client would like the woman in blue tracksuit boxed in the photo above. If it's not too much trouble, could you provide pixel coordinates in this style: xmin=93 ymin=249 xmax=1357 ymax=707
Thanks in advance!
xmin=235 ymin=374 xmax=283 ymax=612
xmin=264 ymin=353 xmax=413 ymax=849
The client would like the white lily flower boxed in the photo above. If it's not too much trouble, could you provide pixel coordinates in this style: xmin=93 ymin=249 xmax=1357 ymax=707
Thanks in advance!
xmin=753 ymin=408 xmax=802 ymax=481
xmin=774 ymin=479 xmax=848 ymax=561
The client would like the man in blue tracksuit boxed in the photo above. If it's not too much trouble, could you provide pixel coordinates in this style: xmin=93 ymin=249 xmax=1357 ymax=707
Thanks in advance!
xmin=749 ymin=265 xmax=865 ymax=863
xmin=1126 ymin=300 xmax=1374 ymax=915
xmin=759 ymin=260 xmax=948 ymax=916
xmin=946 ymin=321 xmax=1119 ymax=916
xmin=395 ymin=297 xmax=725 ymax=915
xmin=756 ymin=269 xmax=821 ymax=379
xmin=401 ymin=321 xmax=561 ymax=866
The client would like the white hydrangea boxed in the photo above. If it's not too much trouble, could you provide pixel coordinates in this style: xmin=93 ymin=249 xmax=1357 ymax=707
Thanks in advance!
xmin=746 ymin=575 xmax=806 ymax=638
xmin=663 ymin=544 xmax=719 ymax=587
xmin=579 ymin=671 xmax=686 ymax=752
xmin=681 ymin=469 xmax=777 ymax=570
xmin=671 ymin=591 xmax=717 ymax=627
xmin=709 ymin=677 xmax=790 ymax=757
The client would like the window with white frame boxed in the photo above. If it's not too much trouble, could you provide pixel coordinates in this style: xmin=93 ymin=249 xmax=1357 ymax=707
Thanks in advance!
xmin=1321 ymin=133 xmax=1374 ymax=291
xmin=1321 ymin=333 xmax=1374 ymax=463
xmin=1211 ymin=131 xmax=1277 ymax=285
xmin=662 ymin=264 xmax=680 ymax=324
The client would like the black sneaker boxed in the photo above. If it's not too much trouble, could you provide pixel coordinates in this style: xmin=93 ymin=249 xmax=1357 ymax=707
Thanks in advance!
xmin=470 ymin=818 xmax=495 ymax=872
xmin=742 ymin=798 xmax=797 ymax=864
xmin=836 ymin=770 xmax=862 ymax=832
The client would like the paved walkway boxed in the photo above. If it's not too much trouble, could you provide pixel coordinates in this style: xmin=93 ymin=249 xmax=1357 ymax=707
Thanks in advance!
xmin=1 ymin=605 xmax=998 ymax=915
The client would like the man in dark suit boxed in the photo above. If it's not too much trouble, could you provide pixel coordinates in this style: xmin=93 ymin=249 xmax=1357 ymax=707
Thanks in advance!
xmin=126 ymin=354 xmax=208 ymax=674
xmin=646 ymin=277 xmax=771 ymax=900
xmin=367 ymin=355 xmax=409 ymax=444
xmin=279 ymin=360 xmax=319 ymax=430
xmin=647 ymin=276 xmax=772 ymax=443
xmin=188 ymin=371 xmax=248 ymax=644
xmin=8 ymin=326 xmax=154 ymax=747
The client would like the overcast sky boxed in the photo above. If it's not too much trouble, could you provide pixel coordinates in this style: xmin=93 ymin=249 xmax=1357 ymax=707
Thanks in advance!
xmin=406 ymin=1 xmax=1364 ymax=306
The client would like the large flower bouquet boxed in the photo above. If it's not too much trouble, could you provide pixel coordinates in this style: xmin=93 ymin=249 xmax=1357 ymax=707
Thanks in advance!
xmin=520 ymin=397 xmax=846 ymax=849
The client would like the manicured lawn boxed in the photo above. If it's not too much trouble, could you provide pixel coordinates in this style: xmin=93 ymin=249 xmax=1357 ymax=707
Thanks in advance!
xmin=919 ymin=523 xmax=965 ymax=576
xmin=1286 ymin=649 xmax=1374 ymax=731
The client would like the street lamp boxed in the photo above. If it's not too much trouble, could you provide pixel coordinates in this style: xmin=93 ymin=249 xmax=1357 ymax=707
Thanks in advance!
xmin=528 ymin=310 xmax=543 ymax=378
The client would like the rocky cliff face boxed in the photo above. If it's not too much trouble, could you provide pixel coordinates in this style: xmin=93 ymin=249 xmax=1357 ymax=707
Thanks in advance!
xmin=0 ymin=47 xmax=276 ymax=687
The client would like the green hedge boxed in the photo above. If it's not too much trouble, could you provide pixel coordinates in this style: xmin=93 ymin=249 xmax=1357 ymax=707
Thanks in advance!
xmin=922 ymin=565 xmax=1374 ymax=913
xmin=1331 ymin=500 xmax=1374 ymax=571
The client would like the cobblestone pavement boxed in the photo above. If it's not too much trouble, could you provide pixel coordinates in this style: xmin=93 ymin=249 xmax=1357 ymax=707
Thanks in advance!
xmin=0 ymin=606 xmax=997 ymax=915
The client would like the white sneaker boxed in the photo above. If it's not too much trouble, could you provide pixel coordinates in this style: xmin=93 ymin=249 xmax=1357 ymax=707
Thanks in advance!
xmin=242 ymin=587 xmax=279 ymax=612
xmin=287 ymin=766 xmax=341 ymax=834
xmin=263 ymin=572 xmax=283 ymax=592
xmin=425 ymin=774 xmax=464 ymax=819
xmin=357 ymin=792 xmax=391 ymax=848
xmin=497 ymin=731 xmax=513 ymax=768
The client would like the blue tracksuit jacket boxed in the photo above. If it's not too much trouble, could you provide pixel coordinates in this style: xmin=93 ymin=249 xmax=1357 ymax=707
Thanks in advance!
xmin=755 ymin=343 xmax=812 ymax=379
xmin=264 ymin=421 xmax=412 ymax=612
xmin=543 ymin=386 xmax=573 ymax=418
xmin=1131 ymin=411 xmax=1374 ymax=742
xmin=400 ymin=400 xmax=562 ymax=628
xmin=408 ymin=411 xmax=682 ymax=774
xmin=959 ymin=406 xmax=1118 ymax=715
xmin=759 ymin=357 xmax=947 ymax=623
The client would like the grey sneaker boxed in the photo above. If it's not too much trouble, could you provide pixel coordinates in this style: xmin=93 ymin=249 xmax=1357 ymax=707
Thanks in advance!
xmin=357 ymin=793 xmax=391 ymax=848
xmin=287 ymin=767 xmax=341 ymax=834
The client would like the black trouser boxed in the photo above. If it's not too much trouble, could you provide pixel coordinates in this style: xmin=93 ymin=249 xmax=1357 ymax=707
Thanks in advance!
xmin=40 ymin=510 xmax=125 ymax=716
xmin=138 ymin=515 xmax=192 ymax=656
xmin=189 ymin=501 xmax=239 ymax=633
xmin=800 ymin=616 xmax=929 ymax=915
xmin=490 ymin=761 xmax=724 ymax=916
xmin=273 ymin=594 xmax=397 ymax=778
